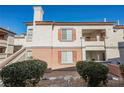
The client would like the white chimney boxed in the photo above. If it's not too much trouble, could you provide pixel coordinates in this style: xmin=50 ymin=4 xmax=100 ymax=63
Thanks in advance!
xmin=33 ymin=6 xmax=44 ymax=21
xmin=117 ymin=20 xmax=120 ymax=25
xmin=104 ymin=18 xmax=106 ymax=22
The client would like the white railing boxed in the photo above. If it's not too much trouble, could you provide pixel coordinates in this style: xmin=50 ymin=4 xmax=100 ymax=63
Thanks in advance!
xmin=85 ymin=41 xmax=104 ymax=47
xmin=0 ymin=39 xmax=7 ymax=47
xmin=0 ymin=48 xmax=26 ymax=69
xmin=0 ymin=53 xmax=7 ymax=59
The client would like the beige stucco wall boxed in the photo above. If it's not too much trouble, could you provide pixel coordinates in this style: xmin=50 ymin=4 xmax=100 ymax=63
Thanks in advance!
xmin=27 ymin=25 xmax=113 ymax=48
xmin=6 ymin=33 xmax=15 ymax=54
xmin=105 ymin=29 xmax=124 ymax=60
xmin=14 ymin=37 xmax=25 ymax=46
xmin=7 ymin=34 xmax=14 ymax=45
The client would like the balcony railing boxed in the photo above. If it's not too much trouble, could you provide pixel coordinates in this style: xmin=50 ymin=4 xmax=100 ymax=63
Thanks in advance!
xmin=85 ymin=41 xmax=104 ymax=47
xmin=0 ymin=39 xmax=7 ymax=47
xmin=85 ymin=37 xmax=104 ymax=41
xmin=85 ymin=37 xmax=97 ymax=41
xmin=0 ymin=53 xmax=7 ymax=60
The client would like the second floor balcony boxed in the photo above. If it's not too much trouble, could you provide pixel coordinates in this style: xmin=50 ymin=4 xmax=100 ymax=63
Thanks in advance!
xmin=0 ymin=53 xmax=7 ymax=61
xmin=0 ymin=47 xmax=7 ymax=61
xmin=82 ymin=29 xmax=106 ymax=47
xmin=0 ymin=39 xmax=7 ymax=47
xmin=0 ymin=31 xmax=8 ymax=47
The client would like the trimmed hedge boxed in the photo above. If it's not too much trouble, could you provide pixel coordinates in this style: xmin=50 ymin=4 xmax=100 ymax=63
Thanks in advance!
xmin=76 ymin=61 xmax=109 ymax=87
xmin=0 ymin=60 xmax=47 ymax=87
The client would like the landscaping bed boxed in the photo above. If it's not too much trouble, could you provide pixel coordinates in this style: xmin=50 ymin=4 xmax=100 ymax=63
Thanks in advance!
xmin=36 ymin=70 xmax=124 ymax=87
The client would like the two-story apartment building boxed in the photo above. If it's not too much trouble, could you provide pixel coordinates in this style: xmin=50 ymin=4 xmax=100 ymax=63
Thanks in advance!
xmin=14 ymin=6 xmax=124 ymax=69
xmin=0 ymin=28 xmax=15 ymax=61
xmin=1 ymin=6 xmax=124 ymax=70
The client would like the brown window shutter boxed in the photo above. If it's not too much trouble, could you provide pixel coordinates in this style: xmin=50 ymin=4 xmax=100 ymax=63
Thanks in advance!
xmin=73 ymin=51 xmax=77 ymax=62
xmin=58 ymin=51 xmax=61 ymax=64
xmin=72 ymin=29 xmax=76 ymax=41
xmin=58 ymin=29 xmax=62 ymax=41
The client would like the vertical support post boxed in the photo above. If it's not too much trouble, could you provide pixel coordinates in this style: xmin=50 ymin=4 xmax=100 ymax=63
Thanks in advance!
xmin=97 ymin=53 xmax=100 ymax=61
xmin=104 ymin=30 xmax=107 ymax=61
xmin=96 ymin=35 xmax=100 ymax=41
xmin=80 ymin=36 xmax=86 ymax=61
xmin=83 ymin=48 xmax=86 ymax=61
xmin=80 ymin=37 xmax=83 ymax=61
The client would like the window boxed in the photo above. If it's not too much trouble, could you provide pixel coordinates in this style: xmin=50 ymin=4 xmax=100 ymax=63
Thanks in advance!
xmin=27 ymin=29 xmax=33 ymax=42
xmin=27 ymin=50 xmax=32 ymax=59
xmin=61 ymin=29 xmax=72 ymax=41
xmin=61 ymin=51 xmax=73 ymax=64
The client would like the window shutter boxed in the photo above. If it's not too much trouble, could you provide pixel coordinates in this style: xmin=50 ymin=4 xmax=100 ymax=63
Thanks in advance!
xmin=58 ymin=51 xmax=61 ymax=64
xmin=72 ymin=29 xmax=76 ymax=41
xmin=73 ymin=51 xmax=77 ymax=62
xmin=58 ymin=29 xmax=62 ymax=41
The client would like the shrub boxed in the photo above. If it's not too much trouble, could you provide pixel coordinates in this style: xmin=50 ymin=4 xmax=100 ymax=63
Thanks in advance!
xmin=119 ymin=64 xmax=124 ymax=78
xmin=0 ymin=60 xmax=47 ymax=87
xmin=76 ymin=61 xmax=109 ymax=87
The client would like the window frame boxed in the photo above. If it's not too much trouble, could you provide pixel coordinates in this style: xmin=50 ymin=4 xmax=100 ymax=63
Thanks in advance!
xmin=61 ymin=51 xmax=73 ymax=64
xmin=27 ymin=29 xmax=33 ymax=42
xmin=61 ymin=28 xmax=73 ymax=42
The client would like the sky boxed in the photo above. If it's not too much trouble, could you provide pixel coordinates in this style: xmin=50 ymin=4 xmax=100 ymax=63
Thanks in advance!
xmin=0 ymin=5 xmax=124 ymax=35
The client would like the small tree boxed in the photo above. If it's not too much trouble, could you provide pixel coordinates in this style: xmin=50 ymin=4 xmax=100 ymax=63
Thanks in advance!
xmin=0 ymin=60 xmax=47 ymax=87
xmin=76 ymin=61 xmax=109 ymax=87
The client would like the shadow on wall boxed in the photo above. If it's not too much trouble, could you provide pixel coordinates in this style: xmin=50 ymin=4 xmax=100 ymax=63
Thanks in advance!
xmin=107 ymin=42 xmax=124 ymax=64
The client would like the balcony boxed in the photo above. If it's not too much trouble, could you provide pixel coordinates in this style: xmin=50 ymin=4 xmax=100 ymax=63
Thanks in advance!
xmin=0 ymin=53 xmax=7 ymax=61
xmin=0 ymin=39 xmax=7 ymax=47
xmin=86 ymin=51 xmax=105 ymax=62
xmin=81 ymin=29 xmax=106 ymax=51
xmin=83 ymin=36 xmax=105 ymax=48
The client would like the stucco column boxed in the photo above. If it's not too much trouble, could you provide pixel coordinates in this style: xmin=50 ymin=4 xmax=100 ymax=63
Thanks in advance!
xmin=82 ymin=48 xmax=86 ymax=61
xmin=81 ymin=37 xmax=86 ymax=61
xmin=97 ymin=53 xmax=100 ymax=61
xmin=96 ymin=35 xmax=100 ymax=41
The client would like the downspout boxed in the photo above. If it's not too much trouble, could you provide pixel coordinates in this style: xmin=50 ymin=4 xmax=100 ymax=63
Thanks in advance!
xmin=51 ymin=22 xmax=54 ymax=69
xmin=103 ymin=19 xmax=107 ymax=61
xmin=80 ymin=37 xmax=83 ymax=61
xmin=32 ymin=13 xmax=36 ymax=59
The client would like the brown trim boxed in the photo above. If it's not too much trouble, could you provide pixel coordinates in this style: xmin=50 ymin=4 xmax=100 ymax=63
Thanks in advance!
xmin=72 ymin=29 xmax=76 ymax=41
xmin=14 ymin=37 xmax=25 ymax=39
xmin=58 ymin=29 xmax=62 ymax=41
xmin=0 ymin=27 xmax=16 ymax=35
xmin=113 ymin=25 xmax=124 ymax=29
xmin=25 ymin=21 xmax=115 ymax=26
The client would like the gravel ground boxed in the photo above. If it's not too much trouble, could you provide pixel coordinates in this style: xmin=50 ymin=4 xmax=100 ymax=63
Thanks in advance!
xmin=36 ymin=71 xmax=124 ymax=87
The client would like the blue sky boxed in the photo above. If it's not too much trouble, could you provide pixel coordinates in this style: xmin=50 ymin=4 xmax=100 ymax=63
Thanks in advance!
xmin=0 ymin=5 xmax=124 ymax=35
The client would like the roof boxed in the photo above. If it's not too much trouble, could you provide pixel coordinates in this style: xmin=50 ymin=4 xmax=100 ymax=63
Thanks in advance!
xmin=25 ymin=21 xmax=116 ymax=26
xmin=113 ymin=25 xmax=124 ymax=29
xmin=14 ymin=34 xmax=26 ymax=39
xmin=0 ymin=27 xmax=16 ymax=35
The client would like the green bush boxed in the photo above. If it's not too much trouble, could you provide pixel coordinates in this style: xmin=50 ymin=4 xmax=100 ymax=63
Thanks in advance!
xmin=76 ymin=61 xmax=109 ymax=87
xmin=119 ymin=64 xmax=124 ymax=78
xmin=0 ymin=60 xmax=47 ymax=87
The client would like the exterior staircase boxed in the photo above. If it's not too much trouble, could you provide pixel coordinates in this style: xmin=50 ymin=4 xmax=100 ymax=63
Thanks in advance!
xmin=0 ymin=48 xmax=26 ymax=69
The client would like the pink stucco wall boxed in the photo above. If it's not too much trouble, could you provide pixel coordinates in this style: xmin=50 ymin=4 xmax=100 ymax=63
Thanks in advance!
xmin=32 ymin=48 xmax=82 ymax=69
